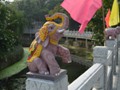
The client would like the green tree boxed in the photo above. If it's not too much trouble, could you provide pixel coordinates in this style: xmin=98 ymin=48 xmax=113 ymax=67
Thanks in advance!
xmin=87 ymin=0 xmax=113 ymax=45
xmin=0 ymin=1 xmax=25 ymax=59
xmin=12 ymin=0 xmax=49 ymax=27
xmin=12 ymin=0 xmax=65 ymax=27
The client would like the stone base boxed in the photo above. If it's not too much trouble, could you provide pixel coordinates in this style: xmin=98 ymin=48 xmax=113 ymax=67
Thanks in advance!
xmin=26 ymin=69 xmax=68 ymax=90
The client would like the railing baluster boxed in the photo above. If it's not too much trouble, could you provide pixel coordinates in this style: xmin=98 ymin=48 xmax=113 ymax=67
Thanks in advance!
xmin=105 ymin=40 xmax=117 ymax=75
xmin=93 ymin=46 xmax=108 ymax=90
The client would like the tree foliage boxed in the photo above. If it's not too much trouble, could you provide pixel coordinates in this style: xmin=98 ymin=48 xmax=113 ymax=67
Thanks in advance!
xmin=12 ymin=0 xmax=116 ymax=45
xmin=0 ymin=1 xmax=25 ymax=59
xmin=86 ymin=0 xmax=114 ymax=45
xmin=12 ymin=0 xmax=70 ymax=27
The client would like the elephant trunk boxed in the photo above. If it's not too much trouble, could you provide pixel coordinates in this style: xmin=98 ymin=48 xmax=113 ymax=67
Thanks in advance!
xmin=45 ymin=13 xmax=69 ymax=29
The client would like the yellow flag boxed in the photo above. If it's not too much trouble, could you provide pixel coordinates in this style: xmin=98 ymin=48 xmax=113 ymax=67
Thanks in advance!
xmin=109 ymin=0 xmax=120 ymax=26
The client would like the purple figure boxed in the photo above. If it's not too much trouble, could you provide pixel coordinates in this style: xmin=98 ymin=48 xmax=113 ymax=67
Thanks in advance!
xmin=105 ymin=26 xmax=120 ymax=39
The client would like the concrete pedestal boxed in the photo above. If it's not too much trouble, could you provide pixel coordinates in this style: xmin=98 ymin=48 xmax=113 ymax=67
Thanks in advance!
xmin=26 ymin=69 xmax=68 ymax=90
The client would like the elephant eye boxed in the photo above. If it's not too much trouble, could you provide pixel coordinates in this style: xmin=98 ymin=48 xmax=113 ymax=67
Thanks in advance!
xmin=50 ymin=27 xmax=53 ymax=29
xmin=49 ymin=26 xmax=53 ymax=31
xmin=48 ymin=27 xmax=52 ymax=32
xmin=48 ymin=24 xmax=55 ymax=32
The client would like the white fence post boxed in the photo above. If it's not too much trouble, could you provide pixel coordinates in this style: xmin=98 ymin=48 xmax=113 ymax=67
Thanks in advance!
xmin=105 ymin=40 xmax=117 ymax=75
xmin=117 ymin=35 xmax=120 ymax=48
xmin=117 ymin=35 xmax=120 ymax=65
xmin=93 ymin=46 xmax=108 ymax=90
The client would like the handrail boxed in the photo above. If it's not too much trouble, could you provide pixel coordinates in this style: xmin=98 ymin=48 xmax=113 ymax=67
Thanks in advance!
xmin=63 ymin=31 xmax=93 ymax=39
xmin=68 ymin=63 xmax=104 ymax=90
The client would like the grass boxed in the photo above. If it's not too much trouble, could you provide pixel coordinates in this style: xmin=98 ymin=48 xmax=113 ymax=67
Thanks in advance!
xmin=0 ymin=48 xmax=29 ymax=80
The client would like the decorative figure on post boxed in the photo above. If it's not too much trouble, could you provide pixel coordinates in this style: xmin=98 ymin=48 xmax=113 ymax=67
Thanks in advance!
xmin=105 ymin=26 xmax=120 ymax=40
xmin=27 ymin=13 xmax=71 ymax=76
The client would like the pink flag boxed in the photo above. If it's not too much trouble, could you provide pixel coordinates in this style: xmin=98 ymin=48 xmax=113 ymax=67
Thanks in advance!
xmin=61 ymin=0 xmax=102 ymax=33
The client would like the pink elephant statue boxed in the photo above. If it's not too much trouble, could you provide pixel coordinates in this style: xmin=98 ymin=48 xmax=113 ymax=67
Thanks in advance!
xmin=27 ymin=13 xmax=71 ymax=76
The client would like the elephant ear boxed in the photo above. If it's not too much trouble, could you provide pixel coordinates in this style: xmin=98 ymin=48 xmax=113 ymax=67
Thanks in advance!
xmin=35 ymin=25 xmax=49 ymax=45
xmin=42 ymin=37 xmax=49 ymax=48
xmin=35 ymin=32 xmax=49 ymax=47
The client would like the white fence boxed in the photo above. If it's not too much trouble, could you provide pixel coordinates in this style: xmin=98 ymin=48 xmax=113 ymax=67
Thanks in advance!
xmin=64 ymin=30 xmax=93 ymax=39
xmin=68 ymin=35 xmax=120 ymax=90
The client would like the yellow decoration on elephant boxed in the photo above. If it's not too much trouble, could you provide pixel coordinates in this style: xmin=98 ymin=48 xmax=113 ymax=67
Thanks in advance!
xmin=39 ymin=26 xmax=48 ymax=42
xmin=27 ymin=41 xmax=43 ymax=63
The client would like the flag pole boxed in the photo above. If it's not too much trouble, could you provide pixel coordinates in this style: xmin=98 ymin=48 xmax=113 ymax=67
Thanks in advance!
xmin=102 ymin=0 xmax=106 ymax=42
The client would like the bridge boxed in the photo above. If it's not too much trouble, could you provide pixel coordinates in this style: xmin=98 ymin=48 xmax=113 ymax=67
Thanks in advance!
xmin=23 ymin=30 xmax=93 ymax=47
xmin=23 ymin=29 xmax=93 ymax=40
xmin=25 ymin=33 xmax=120 ymax=90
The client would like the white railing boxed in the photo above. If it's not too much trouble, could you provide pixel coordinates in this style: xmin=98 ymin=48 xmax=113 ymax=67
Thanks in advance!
xmin=64 ymin=30 xmax=93 ymax=39
xmin=68 ymin=63 xmax=104 ymax=90
xmin=68 ymin=35 xmax=120 ymax=90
